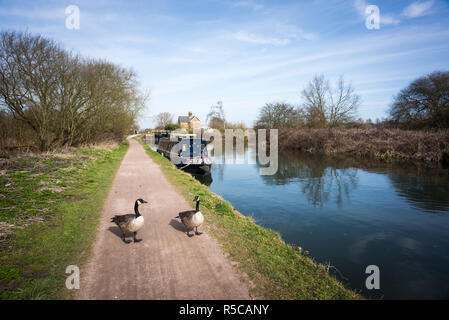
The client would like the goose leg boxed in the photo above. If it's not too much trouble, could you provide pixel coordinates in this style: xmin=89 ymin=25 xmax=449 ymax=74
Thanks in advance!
xmin=187 ymin=229 xmax=193 ymax=237
xmin=195 ymin=226 xmax=202 ymax=235
xmin=122 ymin=232 xmax=131 ymax=244
xmin=133 ymin=232 xmax=142 ymax=243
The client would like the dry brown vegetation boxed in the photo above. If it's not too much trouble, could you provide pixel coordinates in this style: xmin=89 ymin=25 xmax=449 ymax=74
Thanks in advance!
xmin=278 ymin=128 xmax=449 ymax=167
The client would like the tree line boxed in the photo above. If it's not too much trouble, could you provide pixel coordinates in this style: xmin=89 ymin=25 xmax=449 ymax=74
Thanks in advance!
xmin=0 ymin=30 xmax=147 ymax=151
xmin=153 ymin=100 xmax=244 ymax=132
xmin=255 ymin=75 xmax=360 ymax=129
xmin=255 ymin=71 xmax=449 ymax=130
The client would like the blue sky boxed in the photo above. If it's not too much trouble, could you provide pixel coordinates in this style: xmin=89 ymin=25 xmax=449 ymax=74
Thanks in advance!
xmin=0 ymin=0 xmax=448 ymax=128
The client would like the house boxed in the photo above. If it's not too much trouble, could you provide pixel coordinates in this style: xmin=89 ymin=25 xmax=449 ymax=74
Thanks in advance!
xmin=178 ymin=112 xmax=201 ymax=131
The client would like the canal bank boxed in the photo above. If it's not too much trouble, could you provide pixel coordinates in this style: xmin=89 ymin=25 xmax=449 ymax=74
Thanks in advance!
xmin=136 ymin=136 xmax=361 ymax=299
xmin=277 ymin=128 xmax=449 ymax=169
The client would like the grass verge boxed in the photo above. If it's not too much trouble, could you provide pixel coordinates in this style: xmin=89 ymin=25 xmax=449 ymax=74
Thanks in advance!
xmin=136 ymin=136 xmax=361 ymax=300
xmin=0 ymin=141 xmax=129 ymax=299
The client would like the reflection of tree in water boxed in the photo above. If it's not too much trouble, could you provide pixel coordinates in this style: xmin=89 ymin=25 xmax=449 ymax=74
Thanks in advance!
xmin=260 ymin=150 xmax=358 ymax=207
xmin=301 ymin=167 xmax=358 ymax=207
xmin=261 ymin=148 xmax=449 ymax=213
xmin=209 ymin=147 xmax=225 ymax=182
xmin=388 ymin=172 xmax=449 ymax=214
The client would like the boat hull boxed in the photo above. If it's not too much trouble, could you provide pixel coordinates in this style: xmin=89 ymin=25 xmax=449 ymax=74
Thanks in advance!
xmin=157 ymin=137 xmax=211 ymax=175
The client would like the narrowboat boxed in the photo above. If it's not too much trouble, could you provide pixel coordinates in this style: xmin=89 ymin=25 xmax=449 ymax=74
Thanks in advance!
xmin=157 ymin=137 xmax=212 ymax=174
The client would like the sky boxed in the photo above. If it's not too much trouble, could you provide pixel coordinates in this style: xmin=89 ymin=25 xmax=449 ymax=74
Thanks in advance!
xmin=0 ymin=0 xmax=448 ymax=128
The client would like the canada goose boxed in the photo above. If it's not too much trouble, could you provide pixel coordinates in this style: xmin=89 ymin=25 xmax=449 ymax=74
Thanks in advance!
xmin=111 ymin=198 xmax=148 ymax=243
xmin=176 ymin=196 xmax=204 ymax=237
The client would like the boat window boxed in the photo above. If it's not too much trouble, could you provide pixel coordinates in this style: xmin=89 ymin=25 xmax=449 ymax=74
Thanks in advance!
xmin=178 ymin=139 xmax=208 ymax=157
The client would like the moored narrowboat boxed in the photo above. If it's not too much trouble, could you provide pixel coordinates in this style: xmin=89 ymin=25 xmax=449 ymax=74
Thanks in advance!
xmin=157 ymin=137 xmax=211 ymax=174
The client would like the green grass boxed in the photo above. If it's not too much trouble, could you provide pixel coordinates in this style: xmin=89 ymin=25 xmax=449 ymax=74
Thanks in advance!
xmin=0 ymin=141 xmax=129 ymax=299
xmin=136 ymin=136 xmax=361 ymax=299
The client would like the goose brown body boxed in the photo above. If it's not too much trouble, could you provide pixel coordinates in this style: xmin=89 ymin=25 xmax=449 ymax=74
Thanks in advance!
xmin=176 ymin=196 xmax=204 ymax=237
xmin=111 ymin=214 xmax=144 ymax=233
xmin=111 ymin=198 xmax=147 ymax=243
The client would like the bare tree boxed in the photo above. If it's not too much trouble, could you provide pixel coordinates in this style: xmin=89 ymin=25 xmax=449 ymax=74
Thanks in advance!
xmin=301 ymin=75 xmax=360 ymax=128
xmin=206 ymin=101 xmax=226 ymax=130
xmin=328 ymin=76 xmax=360 ymax=127
xmin=302 ymin=75 xmax=328 ymax=128
xmin=255 ymin=102 xmax=303 ymax=129
xmin=155 ymin=112 xmax=174 ymax=129
xmin=389 ymin=71 xmax=449 ymax=129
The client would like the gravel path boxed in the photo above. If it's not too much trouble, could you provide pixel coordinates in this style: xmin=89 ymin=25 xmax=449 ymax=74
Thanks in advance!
xmin=76 ymin=138 xmax=253 ymax=299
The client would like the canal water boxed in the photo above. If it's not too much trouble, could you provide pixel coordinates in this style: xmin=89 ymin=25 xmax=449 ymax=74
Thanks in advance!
xmin=147 ymin=139 xmax=449 ymax=299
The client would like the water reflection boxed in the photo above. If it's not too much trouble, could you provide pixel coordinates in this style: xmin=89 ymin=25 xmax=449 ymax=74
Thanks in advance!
xmin=388 ymin=172 xmax=449 ymax=214
xmin=188 ymin=171 xmax=213 ymax=186
xmin=260 ymin=151 xmax=359 ymax=208
xmin=257 ymin=148 xmax=449 ymax=214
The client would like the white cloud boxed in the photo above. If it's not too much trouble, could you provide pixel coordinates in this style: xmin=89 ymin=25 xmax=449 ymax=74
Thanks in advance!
xmin=232 ymin=31 xmax=291 ymax=46
xmin=381 ymin=15 xmax=400 ymax=25
xmin=231 ymin=22 xmax=317 ymax=46
xmin=402 ymin=0 xmax=435 ymax=18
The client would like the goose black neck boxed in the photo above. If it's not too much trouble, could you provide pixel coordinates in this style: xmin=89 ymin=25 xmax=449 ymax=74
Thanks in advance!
xmin=195 ymin=200 xmax=200 ymax=212
xmin=134 ymin=201 xmax=141 ymax=217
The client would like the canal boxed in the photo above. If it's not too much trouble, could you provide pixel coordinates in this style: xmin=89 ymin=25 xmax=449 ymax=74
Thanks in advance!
xmin=148 ymin=139 xmax=449 ymax=299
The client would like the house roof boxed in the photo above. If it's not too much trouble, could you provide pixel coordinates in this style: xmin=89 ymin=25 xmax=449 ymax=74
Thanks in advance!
xmin=178 ymin=115 xmax=200 ymax=123
xmin=178 ymin=116 xmax=191 ymax=123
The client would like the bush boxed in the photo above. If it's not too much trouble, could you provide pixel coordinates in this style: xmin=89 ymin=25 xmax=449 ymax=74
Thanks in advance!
xmin=278 ymin=128 xmax=449 ymax=167
xmin=164 ymin=123 xmax=180 ymax=131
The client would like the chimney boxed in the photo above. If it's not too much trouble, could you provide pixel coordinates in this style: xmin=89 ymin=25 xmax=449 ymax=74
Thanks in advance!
xmin=188 ymin=111 xmax=192 ymax=118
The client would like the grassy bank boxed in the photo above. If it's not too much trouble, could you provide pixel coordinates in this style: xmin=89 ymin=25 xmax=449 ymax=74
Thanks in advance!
xmin=136 ymin=136 xmax=361 ymax=300
xmin=278 ymin=128 xmax=449 ymax=168
xmin=0 ymin=141 xmax=129 ymax=299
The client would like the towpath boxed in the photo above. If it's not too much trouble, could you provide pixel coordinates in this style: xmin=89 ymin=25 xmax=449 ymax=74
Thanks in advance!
xmin=76 ymin=137 xmax=253 ymax=299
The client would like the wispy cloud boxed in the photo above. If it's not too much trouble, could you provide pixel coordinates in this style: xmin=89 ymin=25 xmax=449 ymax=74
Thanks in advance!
xmin=229 ymin=1 xmax=264 ymax=11
xmin=0 ymin=6 xmax=64 ymax=20
xmin=403 ymin=0 xmax=435 ymax=18
xmin=232 ymin=31 xmax=291 ymax=45
xmin=231 ymin=29 xmax=318 ymax=46
xmin=272 ymin=22 xmax=318 ymax=41
xmin=381 ymin=15 xmax=400 ymax=25
xmin=354 ymin=0 xmax=368 ymax=17
xmin=231 ymin=21 xmax=317 ymax=46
